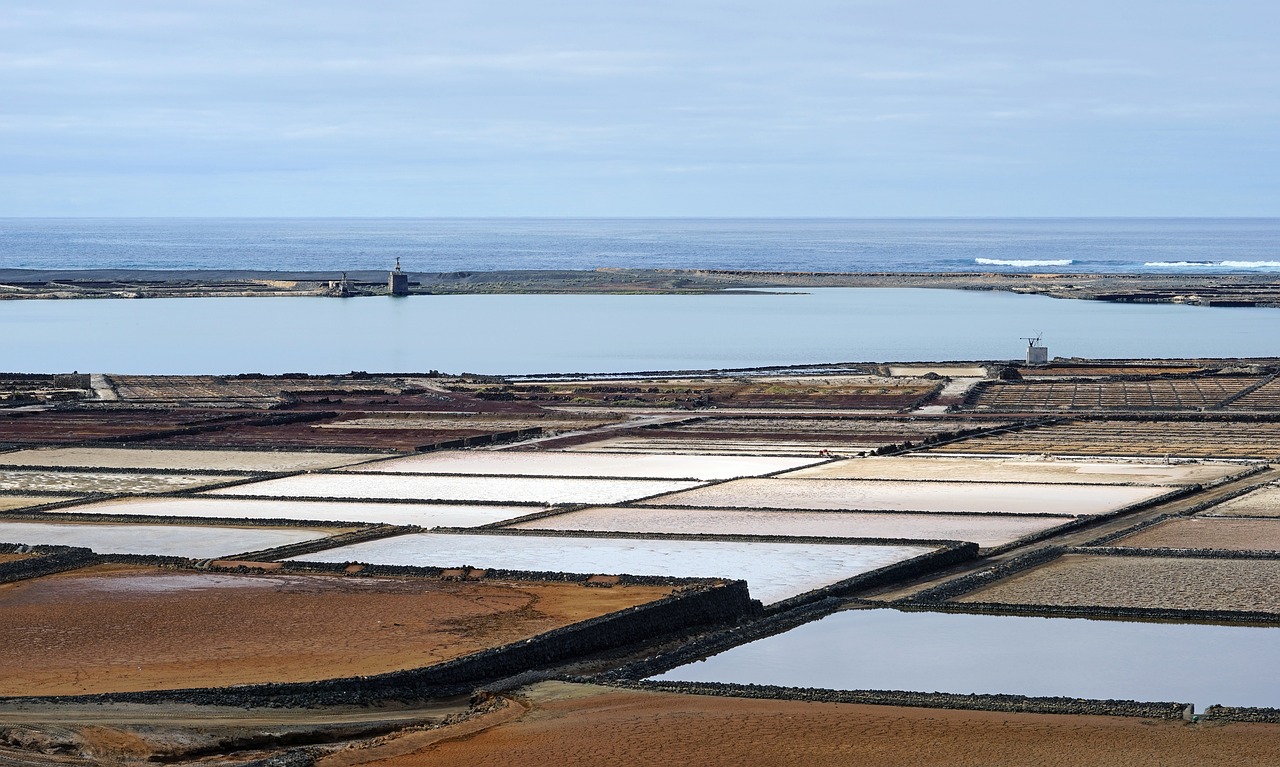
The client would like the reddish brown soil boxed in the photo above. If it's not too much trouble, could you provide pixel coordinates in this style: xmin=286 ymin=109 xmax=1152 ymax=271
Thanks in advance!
xmin=447 ymin=381 xmax=938 ymax=409
xmin=329 ymin=682 xmax=1280 ymax=767
xmin=148 ymin=420 xmax=513 ymax=451
xmin=0 ymin=553 xmax=34 ymax=564
xmin=0 ymin=566 xmax=673 ymax=696
xmin=0 ymin=409 xmax=250 ymax=445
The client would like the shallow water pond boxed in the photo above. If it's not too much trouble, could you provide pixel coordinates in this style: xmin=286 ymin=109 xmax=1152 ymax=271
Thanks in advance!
xmin=655 ymin=608 xmax=1280 ymax=710
xmin=290 ymin=532 xmax=936 ymax=605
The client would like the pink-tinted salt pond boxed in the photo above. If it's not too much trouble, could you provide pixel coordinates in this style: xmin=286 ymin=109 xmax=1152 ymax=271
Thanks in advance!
xmin=641 ymin=479 xmax=1168 ymax=516
xmin=512 ymin=507 xmax=1075 ymax=549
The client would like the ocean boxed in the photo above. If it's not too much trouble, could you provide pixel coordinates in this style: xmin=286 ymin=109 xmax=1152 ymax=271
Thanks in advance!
xmin=2 ymin=217 xmax=1278 ymax=274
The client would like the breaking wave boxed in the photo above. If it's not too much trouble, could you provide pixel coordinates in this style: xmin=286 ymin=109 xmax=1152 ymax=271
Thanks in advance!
xmin=974 ymin=258 xmax=1074 ymax=267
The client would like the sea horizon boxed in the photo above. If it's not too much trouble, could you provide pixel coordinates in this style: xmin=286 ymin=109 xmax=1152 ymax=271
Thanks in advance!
xmin=3 ymin=217 xmax=1278 ymax=275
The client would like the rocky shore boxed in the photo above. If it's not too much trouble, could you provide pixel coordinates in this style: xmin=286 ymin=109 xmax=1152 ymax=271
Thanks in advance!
xmin=5 ymin=267 xmax=1280 ymax=306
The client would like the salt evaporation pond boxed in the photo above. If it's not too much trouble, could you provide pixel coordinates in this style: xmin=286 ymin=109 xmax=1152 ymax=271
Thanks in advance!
xmin=207 ymin=474 xmax=702 ymax=505
xmin=0 ymin=521 xmax=330 ymax=559
xmin=0 ymin=469 xmax=238 ymax=495
xmin=289 ymin=532 xmax=936 ymax=605
xmin=350 ymin=451 xmax=818 ymax=480
xmin=642 ymin=479 xmax=1168 ymax=515
xmin=0 ymin=447 xmax=385 ymax=472
xmin=514 ymin=507 xmax=1075 ymax=549
xmin=0 ymin=496 xmax=76 ymax=511
xmin=784 ymin=456 xmax=1243 ymax=486
xmin=1203 ymin=484 xmax=1280 ymax=518
xmin=49 ymin=497 xmax=539 ymax=528
xmin=656 ymin=608 xmax=1280 ymax=710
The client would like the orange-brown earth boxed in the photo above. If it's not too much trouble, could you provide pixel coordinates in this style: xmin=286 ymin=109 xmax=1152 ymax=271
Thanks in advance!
xmin=0 ymin=552 xmax=34 ymax=564
xmin=0 ymin=566 xmax=674 ymax=696
xmin=321 ymin=682 xmax=1280 ymax=767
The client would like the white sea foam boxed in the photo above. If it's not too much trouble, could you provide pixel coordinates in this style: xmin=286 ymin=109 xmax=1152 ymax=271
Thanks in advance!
xmin=974 ymin=258 xmax=1073 ymax=267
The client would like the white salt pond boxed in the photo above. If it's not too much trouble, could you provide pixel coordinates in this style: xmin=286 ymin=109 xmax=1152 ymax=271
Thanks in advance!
xmin=289 ymin=532 xmax=936 ymax=605
xmin=642 ymin=479 xmax=1169 ymax=516
xmin=0 ymin=447 xmax=385 ymax=473
xmin=44 ymin=497 xmax=539 ymax=528
xmin=347 ymin=450 xmax=817 ymax=480
xmin=209 ymin=474 xmax=703 ymax=505
xmin=783 ymin=456 xmax=1244 ymax=486
xmin=513 ymin=508 xmax=1076 ymax=549
xmin=0 ymin=469 xmax=240 ymax=495
xmin=655 ymin=608 xmax=1280 ymax=710
xmin=0 ymin=521 xmax=331 ymax=559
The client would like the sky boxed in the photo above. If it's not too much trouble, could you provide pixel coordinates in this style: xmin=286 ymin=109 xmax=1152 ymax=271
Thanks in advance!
xmin=1 ymin=1 xmax=1277 ymax=217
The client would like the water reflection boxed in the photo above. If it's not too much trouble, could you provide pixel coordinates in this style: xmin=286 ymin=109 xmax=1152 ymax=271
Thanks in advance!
xmin=656 ymin=607 xmax=1280 ymax=709
xmin=4 ymin=288 xmax=1280 ymax=374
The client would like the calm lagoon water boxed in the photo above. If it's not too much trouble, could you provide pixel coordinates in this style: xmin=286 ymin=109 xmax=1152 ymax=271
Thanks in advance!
xmin=655 ymin=608 xmax=1280 ymax=710
xmin=3 ymin=288 xmax=1280 ymax=374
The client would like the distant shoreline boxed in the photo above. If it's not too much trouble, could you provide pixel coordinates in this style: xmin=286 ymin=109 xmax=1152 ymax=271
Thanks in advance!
xmin=3 ymin=267 xmax=1280 ymax=308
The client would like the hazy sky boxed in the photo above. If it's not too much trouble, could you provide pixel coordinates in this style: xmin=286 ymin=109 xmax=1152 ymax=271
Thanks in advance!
xmin=2 ymin=1 xmax=1276 ymax=216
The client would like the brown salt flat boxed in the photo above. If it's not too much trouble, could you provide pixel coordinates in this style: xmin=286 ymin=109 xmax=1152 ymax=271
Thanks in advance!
xmin=955 ymin=553 xmax=1280 ymax=612
xmin=0 ymin=565 xmax=674 ymax=696
xmin=323 ymin=681 xmax=1280 ymax=767
xmin=0 ymin=495 xmax=75 ymax=511
xmin=1110 ymin=517 xmax=1280 ymax=552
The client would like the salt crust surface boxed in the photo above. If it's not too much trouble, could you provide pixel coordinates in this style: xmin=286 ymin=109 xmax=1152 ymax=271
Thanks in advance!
xmin=346 ymin=450 xmax=817 ymax=480
xmin=514 ymin=507 xmax=1074 ymax=548
xmin=1204 ymin=484 xmax=1280 ymax=517
xmin=290 ymin=532 xmax=935 ymax=605
xmin=639 ymin=478 xmax=1166 ymax=516
xmin=209 ymin=474 xmax=703 ymax=505
xmin=783 ymin=456 xmax=1240 ymax=485
xmin=0 ymin=469 xmax=237 ymax=495
xmin=49 ymin=497 xmax=537 ymax=528
xmin=956 ymin=554 xmax=1280 ymax=613
xmin=0 ymin=521 xmax=328 ymax=558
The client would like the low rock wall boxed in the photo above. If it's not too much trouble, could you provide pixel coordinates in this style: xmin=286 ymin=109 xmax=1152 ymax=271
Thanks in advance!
xmin=602 ymin=680 xmax=1191 ymax=720
xmin=1201 ymin=705 xmax=1280 ymax=723
xmin=0 ymin=544 xmax=98 ymax=583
